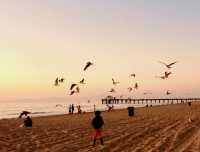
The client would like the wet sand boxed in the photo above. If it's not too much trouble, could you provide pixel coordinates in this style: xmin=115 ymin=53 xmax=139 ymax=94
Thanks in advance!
xmin=0 ymin=102 xmax=200 ymax=152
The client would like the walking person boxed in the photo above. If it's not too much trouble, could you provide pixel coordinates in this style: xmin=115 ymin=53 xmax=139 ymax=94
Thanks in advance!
xmin=91 ymin=111 xmax=104 ymax=146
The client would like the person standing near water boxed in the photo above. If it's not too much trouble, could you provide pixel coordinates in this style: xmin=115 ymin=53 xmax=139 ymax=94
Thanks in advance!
xmin=71 ymin=104 xmax=75 ymax=114
xmin=69 ymin=104 xmax=72 ymax=114
xmin=91 ymin=111 xmax=104 ymax=146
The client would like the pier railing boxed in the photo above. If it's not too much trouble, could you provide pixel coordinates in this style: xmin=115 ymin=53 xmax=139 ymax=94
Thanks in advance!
xmin=102 ymin=98 xmax=200 ymax=105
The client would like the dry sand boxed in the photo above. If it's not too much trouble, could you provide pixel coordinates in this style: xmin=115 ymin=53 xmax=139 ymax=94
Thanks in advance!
xmin=1 ymin=102 xmax=200 ymax=152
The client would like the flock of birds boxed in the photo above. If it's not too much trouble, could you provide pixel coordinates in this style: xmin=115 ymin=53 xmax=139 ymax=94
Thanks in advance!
xmin=54 ymin=60 xmax=178 ymax=99
xmin=54 ymin=62 xmax=93 ymax=96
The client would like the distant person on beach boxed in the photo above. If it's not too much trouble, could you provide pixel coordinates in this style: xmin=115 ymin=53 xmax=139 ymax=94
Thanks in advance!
xmin=188 ymin=102 xmax=192 ymax=122
xmin=71 ymin=104 xmax=75 ymax=114
xmin=24 ymin=116 xmax=32 ymax=128
xmin=77 ymin=105 xmax=82 ymax=114
xmin=91 ymin=111 xmax=104 ymax=146
xmin=69 ymin=104 xmax=72 ymax=114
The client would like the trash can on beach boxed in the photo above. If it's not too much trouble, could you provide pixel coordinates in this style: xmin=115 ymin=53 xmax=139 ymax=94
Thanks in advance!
xmin=128 ymin=107 xmax=134 ymax=116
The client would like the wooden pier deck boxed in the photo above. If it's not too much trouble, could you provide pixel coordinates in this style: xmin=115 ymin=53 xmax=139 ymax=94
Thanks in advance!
xmin=102 ymin=98 xmax=200 ymax=105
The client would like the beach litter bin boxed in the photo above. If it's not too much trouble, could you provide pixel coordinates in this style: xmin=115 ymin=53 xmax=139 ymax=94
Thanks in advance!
xmin=128 ymin=107 xmax=134 ymax=116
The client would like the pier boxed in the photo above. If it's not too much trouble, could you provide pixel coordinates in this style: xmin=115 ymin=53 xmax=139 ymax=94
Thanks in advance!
xmin=102 ymin=98 xmax=200 ymax=105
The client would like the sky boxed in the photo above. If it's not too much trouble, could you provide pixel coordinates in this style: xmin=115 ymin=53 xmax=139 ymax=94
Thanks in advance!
xmin=0 ymin=0 xmax=200 ymax=102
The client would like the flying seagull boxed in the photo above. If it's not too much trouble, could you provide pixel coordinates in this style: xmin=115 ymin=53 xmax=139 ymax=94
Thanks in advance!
xmin=70 ymin=84 xmax=77 ymax=90
xmin=109 ymin=88 xmax=116 ymax=93
xmin=112 ymin=78 xmax=120 ymax=86
xmin=159 ymin=61 xmax=177 ymax=69
xmin=59 ymin=78 xmax=65 ymax=83
xmin=128 ymin=87 xmax=133 ymax=92
xmin=19 ymin=111 xmax=31 ymax=118
xmin=70 ymin=91 xmax=76 ymax=95
xmin=79 ymin=78 xmax=85 ymax=84
xmin=84 ymin=62 xmax=93 ymax=71
xmin=54 ymin=78 xmax=59 ymax=86
xmin=164 ymin=72 xmax=172 ymax=78
xmin=156 ymin=76 xmax=166 ymax=80
xmin=130 ymin=74 xmax=136 ymax=78
xmin=166 ymin=90 xmax=172 ymax=95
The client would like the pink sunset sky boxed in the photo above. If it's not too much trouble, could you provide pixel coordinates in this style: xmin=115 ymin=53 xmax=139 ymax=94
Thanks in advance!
xmin=0 ymin=1 xmax=200 ymax=102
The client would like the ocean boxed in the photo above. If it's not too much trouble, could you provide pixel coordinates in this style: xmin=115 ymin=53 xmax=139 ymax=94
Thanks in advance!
xmin=0 ymin=98 xmax=165 ymax=119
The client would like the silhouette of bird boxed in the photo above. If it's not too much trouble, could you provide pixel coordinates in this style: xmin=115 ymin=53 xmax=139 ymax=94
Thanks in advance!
xmin=84 ymin=62 xmax=93 ymax=71
xmin=130 ymin=74 xmax=136 ymax=77
xmin=159 ymin=61 xmax=177 ymax=69
xmin=109 ymin=88 xmax=116 ymax=93
xmin=79 ymin=78 xmax=85 ymax=84
xmin=156 ymin=76 xmax=166 ymax=80
xmin=166 ymin=90 xmax=172 ymax=95
xmin=70 ymin=84 xmax=77 ymax=90
xmin=59 ymin=78 xmax=65 ymax=83
xmin=54 ymin=78 xmax=59 ymax=86
xmin=19 ymin=111 xmax=31 ymax=118
xmin=112 ymin=78 xmax=120 ymax=86
xmin=70 ymin=90 xmax=76 ymax=95
xmin=134 ymin=83 xmax=138 ymax=89
xmin=164 ymin=72 xmax=172 ymax=78
xmin=128 ymin=87 xmax=133 ymax=92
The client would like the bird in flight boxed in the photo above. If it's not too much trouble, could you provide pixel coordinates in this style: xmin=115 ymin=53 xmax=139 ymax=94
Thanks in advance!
xmin=59 ymin=78 xmax=65 ymax=83
xmin=109 ymin=88 xmax=116 ymax=93
xmin=19 ymin=111 xmax=31 ymax=118
xmin=128 ymin=87 xmax=133 ymax=92
xmin=84 ymin=61 xmax=93 ymax=71
xmin=159 ymin=61 xmax=177 ymax=69
xmin=112 ymin=78 xmax=120 ymax=86
xmin=79 ymin=78 xmax=85 ymax=84
xmin=130 ymin=74 xmax=136 ymax=78
xmin=166 ymin=90 xmax=172 ymax=95
xmin=164 ymin=72 xmax=172 ymax=78
xmin=70 ymin=84 xmax=77 ymax=90
xmin=54 ymin=78 xmax=59 ymax=86
xmin=156 ymin=75 xmax=166 ymax=80
xmin=70 ymin=90 xmax=76 ymax=95
xmin=134 ymin=83 xmax=138 ymax=90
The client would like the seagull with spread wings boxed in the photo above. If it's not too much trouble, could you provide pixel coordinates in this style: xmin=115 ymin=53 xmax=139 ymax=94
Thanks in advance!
xmin=166 ymin=90 xmax=172 ymax=95
xmin=109 ymin=88 xmax=116 ymax=93
xmin=70 ymin=83 xmax=77 ymax=90
xmin=130 ymin=73 xmax=136 ymax=78
xmin=112 ymin=78 xmax=120 ymax=86
xmin=159 ymin=61 xmax=177 ymax=69
xmin=83 ymin=61 xmax=93 ymax=71
xmin=79 ymin=78 xmax=86 ymax=84
xmin=164 ymin=72 xmax=172 ymax=78
xmin=128 ymin=87 xmax=133 ymax=92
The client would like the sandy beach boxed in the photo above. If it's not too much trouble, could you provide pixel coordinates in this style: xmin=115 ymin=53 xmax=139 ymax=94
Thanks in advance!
xmin=1 ymin=103 xmax=200 ymax=152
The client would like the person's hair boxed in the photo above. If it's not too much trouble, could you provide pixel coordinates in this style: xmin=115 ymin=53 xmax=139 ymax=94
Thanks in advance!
xmin=95 ymin=111 xmax=101 ymax=116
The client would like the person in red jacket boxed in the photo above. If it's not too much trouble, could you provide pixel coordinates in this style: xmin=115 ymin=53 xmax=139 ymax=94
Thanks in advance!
xmin=91 ymin=111 xmax=104 ymax=146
